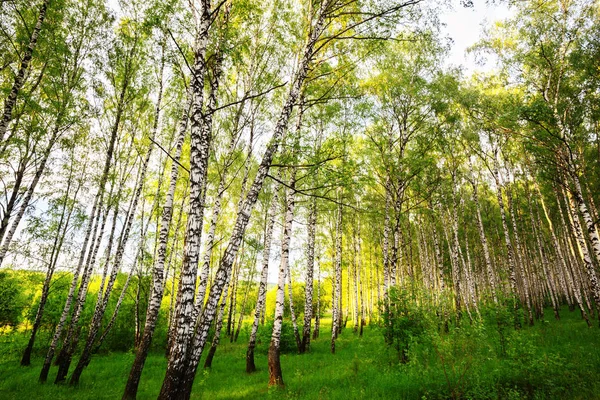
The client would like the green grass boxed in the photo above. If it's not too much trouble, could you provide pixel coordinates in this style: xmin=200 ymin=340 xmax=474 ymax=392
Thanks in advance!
xmin=1 ymin=310 xmax=599 ymax=399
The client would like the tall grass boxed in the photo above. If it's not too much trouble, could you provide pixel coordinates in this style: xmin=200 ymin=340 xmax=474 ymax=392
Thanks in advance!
xmin=0 ymin=308 xmax=599 ymax=399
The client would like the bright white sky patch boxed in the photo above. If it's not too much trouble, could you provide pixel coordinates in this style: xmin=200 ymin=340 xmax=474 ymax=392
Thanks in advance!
xmin=440 ymin=1 xmax=514 ymax=72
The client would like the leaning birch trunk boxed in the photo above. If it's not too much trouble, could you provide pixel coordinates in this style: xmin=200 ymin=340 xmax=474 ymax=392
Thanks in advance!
xmin=313 ymin=255 xmax=321 ymax=340
xmin=283 ymin=173 xmax=301 ymax=350
xmin=542 ymin=186 xmax=576 ymax=304
xmin=280 ymin=104 xmax=304 ymax=351
xmin=0 ymin=124 xmax=60 ymax=265
xmin=165 ymin=195 xmax=187 ymax=357
xmin=69 ymin=181 xmax=141 ymax=383
xmin=227 ymin=126 xmax=256 ymax=339
xmin=226 ymin=265 xmax=238 ymax=337
xmin=491 ymin=156 xmax=518 ymax=298
xmin=468 ymin=167 xmax=497 ymax=303
xmin=268 ymin=174 xmax=296 ymax=385
xmin=557 ymin=191 xmax=591 ymax=320
xmin=192 ymin=175 xmax=223 ymax=322
xmin=0 ymin=0 xmax=49 ymax=143
xmin=331 ymin=195 xmax=343 ymax=353
xmin=564 ymin=186 xmax=600 ymax=316
xmin=39 ymin=40 xmax=131 ymax=381
xmin=122 ymin=89 xmax=191 ymax=399
xmin=571 ymin=174 xmax=600 ymax=276
xmin=0 ymin=159 xmax=27 ymax=246
xmin=64 ymin=156 xmax=145 ymax=383
xmin=537 ymin=183 xmax=577 ymax=311
xmin=382 ymin=180 xmax=392 ymax=300
xmin=162 ymin=3 xmax=330 ymax=397
xmin=203 ymin=274 xmax=231 ymax=369
xmin=527 ymin=185 xmax=560 ymax=320
xmin=300 ymin=196 xmax=317 ymax=353
xmin=246 ymin=181 xmax=278 ymax=372
xmin=352 ymin=225 xmax=360 ymax=333
xmin=449 ymin=178 xmax=462 ymax=316
xmin=192 ymin=172 xmax=224 ymax=323
xmin=48 ymin=179 xmax=109 ymax=382
xmin=70 ymin=65 xmax=163 ymax=384
xmin=227 ymin=140 xmax=255 ymax=339
xmin=69 ymin=201 xmax=120 ymax=371
xmin=159 ymin=0 xmax=213 ymax=396
xmin=189 ymin=8 xmax=231 ymax=326
xmin=38 ymin=190 xmax=100 ymax=382
xmin=97 ymin=200 xmax=122 ymax=307
xmin=560 ymin=194 xmax=593 ymax=313
xmin=504 ymin=178 xmax=534 ymax=325
xmin=21 ymin=168 xmax=78 ymax=366
xmin=55 ymin=105 xmax=141 ymax=383
xmin=94 ymin=266 xmax=135 ymax=351
xmin=54 ymin=185 xmax=112 ymax=383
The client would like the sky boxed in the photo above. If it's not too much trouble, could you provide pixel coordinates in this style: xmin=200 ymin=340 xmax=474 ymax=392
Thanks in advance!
xmin=440 ymin=1 xmax=514 ymax=72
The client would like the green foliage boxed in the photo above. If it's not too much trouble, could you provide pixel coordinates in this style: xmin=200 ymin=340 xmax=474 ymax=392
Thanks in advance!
xmin=0 ymin=271 xmax=27 ymax=327
xmin=1 ymin=310 xmax=599 ymax=399
xmin=265 ymin=282 xmax=329 ymax=322
xmin=381 ymin=286 xmax=430 ymax=363
xmin=257 ymin=319 xmax=297 ymax=354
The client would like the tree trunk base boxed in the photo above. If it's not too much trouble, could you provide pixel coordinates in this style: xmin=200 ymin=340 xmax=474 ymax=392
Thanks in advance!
xmin=21 ymin=343 xmax=33 ymax=366
xmin=299 ymin=334 xmax=309 ymax=354
xmin=267 ymin=344 xmax=283 ymax=386
xmin=204 ymin=345 xmax=217 ymax=369
xmin=246 ymin=347 xmax=256 ymax=373
xmin=55 ymin=357 xmax=71 ymax=384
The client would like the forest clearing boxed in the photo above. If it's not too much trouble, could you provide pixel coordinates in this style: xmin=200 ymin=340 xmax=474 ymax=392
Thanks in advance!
xmin=1 ymin=0 xmax=600 ymax=399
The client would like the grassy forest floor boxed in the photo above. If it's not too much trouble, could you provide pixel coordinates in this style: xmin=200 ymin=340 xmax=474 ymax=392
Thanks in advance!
xmin=1 ymin=309 xmax=600 ymax=400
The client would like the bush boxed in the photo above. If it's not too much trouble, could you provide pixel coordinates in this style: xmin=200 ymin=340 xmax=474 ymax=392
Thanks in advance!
xmin=381 ymin=286 xmax=430 ymax=363
xmin=257 ymin=319 xmax=297 ymax=354
xmin=0 ymin=271 xmax=27 ymax=327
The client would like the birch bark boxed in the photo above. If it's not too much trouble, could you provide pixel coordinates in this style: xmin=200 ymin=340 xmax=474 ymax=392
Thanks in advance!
xmin=164 ymin=2 xmax=330 ymax=396
xmin=300 ymin=197 xmax=317 ymax=353
xmin=159 ymin=0 xmax=213 ymax=395
xmin=122 ymin=88 xmax=190 ymax=399
xmin=0 ymin=0 xmax=50 ymax=143
xmin=268 ymin=172 xmax=296 ymax=385
xmin=331 ymin=196 xmax=343 ymax=353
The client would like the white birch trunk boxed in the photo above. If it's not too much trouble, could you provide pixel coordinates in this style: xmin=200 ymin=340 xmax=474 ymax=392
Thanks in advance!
xmin=331 ymin=196 xmax=343 ymax=353
xmin=300 ymin=197 xmax=317 ymax=352
xmin=0 ymin=0 xmax=49 ymax=143
xmin=246 ymin=183 xmax=279 ymax=372
xmin=159 ymin=1 xmax=213 ymax=395
xmin=268 ymin=179 xmax=295 ymax=386
xmin=171 ymin=3 xmax=330 ymax=396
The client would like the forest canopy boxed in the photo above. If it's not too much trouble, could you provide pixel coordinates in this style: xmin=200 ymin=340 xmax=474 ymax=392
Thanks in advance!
xmin=1 ymin=0 xmax=600 ymax=399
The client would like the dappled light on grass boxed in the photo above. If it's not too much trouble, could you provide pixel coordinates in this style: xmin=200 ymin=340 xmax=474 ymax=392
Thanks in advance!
xmin=1 ymin=313 xmax=600 ymax=399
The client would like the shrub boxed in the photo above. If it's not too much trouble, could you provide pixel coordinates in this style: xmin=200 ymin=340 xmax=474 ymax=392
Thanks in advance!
xmin=0 ymin=271 xmax=27 ymax=327
xmin=257 ymin=319 xmax=297 ymax=354
xmin=381 ymin=286 xmax=429 ymax=363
